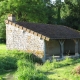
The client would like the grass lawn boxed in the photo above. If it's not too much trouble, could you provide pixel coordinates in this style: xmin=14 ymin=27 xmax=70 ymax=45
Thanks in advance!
xmin=0 ymin=44 xmax=6 ymax=50
xmin=0 ymin=44 xmax=80 ymax=80
xmin=46 ymin=64 xmax=80 ymax=80
xmin=0 ymin=44 xmax=7 ymax=54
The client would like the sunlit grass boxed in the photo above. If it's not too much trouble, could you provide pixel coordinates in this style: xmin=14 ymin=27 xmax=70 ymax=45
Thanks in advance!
xmin=0 ymin=44 xmax=6 ymax=50
xmin=37 ymin=58 xmax=80 ymax=80
xmin=47 ymin=63 xmax=80 ymax=80
xmin=0 ymin=44 xmax=7 ymax=54
xmin=0 ymin=44 xmax=80 ymax=80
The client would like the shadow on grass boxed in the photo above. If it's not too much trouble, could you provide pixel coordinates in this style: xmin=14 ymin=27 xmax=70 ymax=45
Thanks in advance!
xmin=0 ymin=56 xmax=17 ymax=75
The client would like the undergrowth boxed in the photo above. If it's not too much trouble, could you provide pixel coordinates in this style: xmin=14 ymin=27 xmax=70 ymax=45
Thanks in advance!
xmin=0 ymin=44 xmax=80 ymax=80
xmin=0 ymin=45 xmax=48 ymax=80
xmin=39 ymin=57 xmax=79 ymax=72
xmin=15 ymin=59 xmax=47 ymax=80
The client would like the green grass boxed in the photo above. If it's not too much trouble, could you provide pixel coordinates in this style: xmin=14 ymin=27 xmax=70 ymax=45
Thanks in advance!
xmin=0 ymin=44 xmax=47 ymax=80
xmin=0 ymin=44 xmax=80 ymax=80
xmin=37 ymin=58 xmax=80 ymax=80
xmin=0 ymin=44 xmax=6 ymax=49
xmin=46 ymin=64 xmax=80 ymax=80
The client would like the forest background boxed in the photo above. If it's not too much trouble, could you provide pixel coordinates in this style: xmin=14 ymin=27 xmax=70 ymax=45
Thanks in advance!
xmin=0 ymin=0 xmax=80 ymax=40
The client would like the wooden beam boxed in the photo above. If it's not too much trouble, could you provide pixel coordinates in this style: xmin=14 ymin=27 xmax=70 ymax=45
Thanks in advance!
xmin=59 ymin=40 xmax=65 ymax=58
xmin=27 ymin=29 xmax=30 ymax=33
xmin=6 ymin=19 xmax=50 ymax=41
xmin=16 ymin=24 xmax=19 ymax=28
xmin=30 ymin=30 xmax=34 ymax=34
xmin=19 ymin=26 xmax=23 ymax=29
xmin=23 ymin=27 xmax=27 ymax=31
xmin=9 ymin=21 xmax=12 ymax=25
xmin=38 ymin=33 xmax=42 ymax=38
xmin=73 ymin=39 xmax=79 ymax=57
xmin=42 ymin=35 xmax=46 ymax=40
xmin=12 ymin=23 xmax=16 ymax=26
xmin=34 ymin=32 xmax=38 ymax=36
xmin=5 ymin=20 xmax=9 ymax=24
xmin=45 ymin=37 xmax=50 ymax=41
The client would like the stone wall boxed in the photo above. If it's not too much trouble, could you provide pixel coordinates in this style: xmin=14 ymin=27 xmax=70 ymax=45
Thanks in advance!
xmin=6 ymin=23 xmax=80 ymax=60
xmin=6 ymin=24 xmax=45 ymax=59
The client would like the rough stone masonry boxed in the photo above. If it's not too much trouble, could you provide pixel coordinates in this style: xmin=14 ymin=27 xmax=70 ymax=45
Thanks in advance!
xmin=6 ymin=14 xmax=46 ymax=61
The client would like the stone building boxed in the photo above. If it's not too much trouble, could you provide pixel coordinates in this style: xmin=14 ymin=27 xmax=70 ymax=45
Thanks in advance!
xmin=5 ymin=14 xmax=80 ymax=62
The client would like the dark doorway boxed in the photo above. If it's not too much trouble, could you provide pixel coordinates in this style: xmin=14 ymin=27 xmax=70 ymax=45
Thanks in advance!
xmin=64 ymin=39 xmax=75 ymax=56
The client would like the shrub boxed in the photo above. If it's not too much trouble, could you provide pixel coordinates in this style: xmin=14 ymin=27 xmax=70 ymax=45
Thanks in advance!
xmin=15 ymin=59 xmax=48 ymax=80
xmin=0 ymin=56 xmax=17 ymax=74
xmin=0 ymin=76 xmax=5 ymax=80
xmin=7 ymin=50 xmax=43 ymax=63
xmin=0 ymin=50 xmax=43 ymax=74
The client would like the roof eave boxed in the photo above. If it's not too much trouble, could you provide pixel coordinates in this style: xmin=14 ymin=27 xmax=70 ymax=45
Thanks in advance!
xmin=5 ymin=20 xmax=50 ymax=41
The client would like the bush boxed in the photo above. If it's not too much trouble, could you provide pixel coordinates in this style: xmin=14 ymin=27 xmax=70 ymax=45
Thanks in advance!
xmin=7 ymin=50 xmax=43 ymax=63
xmin=15 ymin=59 xmax=48 ymax=80
xmin=0 ymin=50 xmax=47 ymax=79
xmin=0 ymin=76 xmax=4 ymax=80
xmin=0 ymin=50 xmax=43 ymax=74
xmin=0 ymin=56 xmax=17 ymax=74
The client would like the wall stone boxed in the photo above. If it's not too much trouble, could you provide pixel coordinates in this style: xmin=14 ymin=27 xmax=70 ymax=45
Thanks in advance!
xmin=6 ymin=24 xmax=45 ymax=59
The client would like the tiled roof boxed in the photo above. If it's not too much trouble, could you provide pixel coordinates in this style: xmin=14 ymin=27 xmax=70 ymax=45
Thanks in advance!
xmin=17 ymin=22 xmax=80 ymax=39
xmin=5 ymin=20 xmax=80 ymax=41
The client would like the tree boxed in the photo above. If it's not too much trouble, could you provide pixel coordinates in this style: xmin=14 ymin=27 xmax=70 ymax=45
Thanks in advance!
xmin=51 ymin=0 xmax=65 ymax=24
xmin=63 ymin=0 xmax=80 ymax=30
xmin=0 ymin=0 xmax=49 ymax=39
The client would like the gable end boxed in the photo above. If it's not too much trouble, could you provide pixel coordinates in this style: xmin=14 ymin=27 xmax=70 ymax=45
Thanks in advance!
xmin=5 ymin=20 xmax=50 ymax=41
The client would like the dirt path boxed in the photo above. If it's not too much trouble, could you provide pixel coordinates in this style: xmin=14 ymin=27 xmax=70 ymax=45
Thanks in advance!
xmin=3 ymin=73 xmax=15 ymax=80
xmin=6 ymin=73 xmax=14 ymax=80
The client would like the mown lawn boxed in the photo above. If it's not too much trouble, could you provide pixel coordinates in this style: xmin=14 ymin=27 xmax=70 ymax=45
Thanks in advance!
xmin=0 ymin=44 xmax=80 ymax=80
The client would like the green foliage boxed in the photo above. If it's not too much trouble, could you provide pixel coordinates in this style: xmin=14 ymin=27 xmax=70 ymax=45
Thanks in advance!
xmin=0 ymin=44 xmax=47 ymax=79
xmin=0 ymin=0 xmax=80 ymax=39
xmin=0 ymin=56 xmax=17 ymax=70
xmin=62 ymin=0 xmax=80 ymax=30
xmin=0 ymin=0 xmax=49 ymax=23
xmin=38 ymin=57 xmax=80 ymax=80
xmin=0 ymin=15 xmax=7 ymax=39
xmin=40 ymin=57 xmax=74 ymax=72
xmin=0 ymin=0 xmax=52 ymax=39
xmin=15 ymin=59 xmax=48 ymax=80
xmin=1 ymin=44 xmax=80 ymax=80
xmin=0 ymin=76 xmax=4 ymax=80
xmin=0 ymin=50 xmax=27 ymax=74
